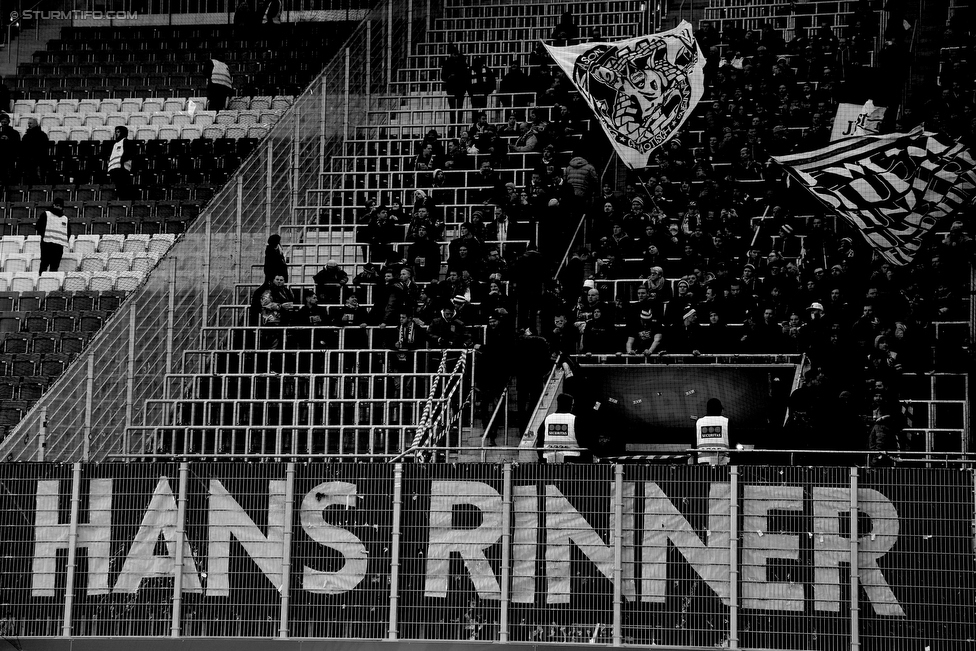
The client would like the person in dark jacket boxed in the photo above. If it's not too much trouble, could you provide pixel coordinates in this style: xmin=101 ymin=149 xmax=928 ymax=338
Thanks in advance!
xmin=407 ymin=225 xmax=442 ymax=282
xmin=20 ymin=117 xmax=49 ymax=185
xmin=441 ymin=45 xmax=470 ymax=126
xmin=563 ymin=155 xmax=599 ymax=209
xmin=469 ymin=56 xmax=497 ymax=112
xmin=263 ymin=234 xmax=288 ymax=283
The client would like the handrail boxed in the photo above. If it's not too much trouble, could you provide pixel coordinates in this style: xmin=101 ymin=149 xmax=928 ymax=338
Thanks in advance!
xmin=555 ymin=211 xmax=587 ymax=280
xmin=481 ymin=377 xmax=514 ymax=443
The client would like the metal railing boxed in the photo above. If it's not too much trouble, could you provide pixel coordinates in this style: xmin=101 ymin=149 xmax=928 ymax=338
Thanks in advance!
xmin=0 ymin=0 xmax=428 ymax=462
xmin=1 ymin=462 xmax=973 ymax=648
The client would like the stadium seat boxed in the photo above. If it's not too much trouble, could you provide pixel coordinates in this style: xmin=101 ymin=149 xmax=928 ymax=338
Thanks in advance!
xmin=18 ymin=291 xmax=46 ymax=312
xmin=0 ymin=291 xmax=17 ymax=311
xmin=32 ymin=332 xmax=60 ymax=354
xmin=0 ymin=311 xmax=25 ymax=333
xmin=58 ymin=253 xmax=81 ymax=273
xmin=62 ymin=272 xmax=90 ymax=291
xmin=88 ymin=272 xmax=115 ymax=292
xmin=10 ymin=272 xmax=37 ymax=292
xmin=79 ymin=310 xmax=106 ymax=332
xmin=97 ymin=290 xmax=126 ymax=312
xmin=60 ymin=331 xmax=90 ymax=357
xmin=2 ymin=333 xmax=30 ymax=353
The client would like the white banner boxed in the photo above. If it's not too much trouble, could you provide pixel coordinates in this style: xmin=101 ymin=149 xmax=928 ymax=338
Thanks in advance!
xmin=544 ymin=21 xmax=706 ymax=169
xmin=830 ymin=99 xmax=886 ymax=142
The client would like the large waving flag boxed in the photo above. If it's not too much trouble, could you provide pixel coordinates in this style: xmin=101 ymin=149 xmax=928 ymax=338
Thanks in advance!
xmin=773 ymin=128 xmax=976 ymax=265
xmin=544 ymin=21 xmax=706 ymax=169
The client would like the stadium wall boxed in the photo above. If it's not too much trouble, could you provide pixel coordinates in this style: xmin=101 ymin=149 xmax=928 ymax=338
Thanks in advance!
xmin=1 ymin=463 xmax=973 ymax=650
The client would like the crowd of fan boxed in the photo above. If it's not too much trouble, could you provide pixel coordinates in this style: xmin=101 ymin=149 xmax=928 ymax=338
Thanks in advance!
xmin=236 ymin=6 xmax=976 ymax=456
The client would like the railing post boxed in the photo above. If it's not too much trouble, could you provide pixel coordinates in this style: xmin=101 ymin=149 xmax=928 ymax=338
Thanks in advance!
xmin=386 ymin=0 xmax=393 ymax=94
xmin=499 ymin=463 xmax=512 ymax=642
xmin=37 ymin=407 xmax=47 ymax=462
xmin=729 ymin=466 xmax=739 ymax=649
xmin=366 ymin=16 xmax=373 ymax=111
xmin=124 ymin=301 xmax=136 ymax=455
xmin=266 ymin=138 xmax=274 ymax=237
xmin=612 ymin=464 xmax=624 ymax=646
xmin=165 ymin=262 xmax=176 ymax=392
xmin=388 ymin=463 xmax=404 ymax=639
xmin=83 ymin=352 xmax=93 ymax=461
xmin=171 ymin=462 xmax=189 ymax=637
xmin=278 ymin=462 xmax=296 ymax=638
xmin=61 ymin=463 xmax=82 ymax=636
xmin=343 ymin=48 xmax=351 ymax=143
xmin=406 ymin=0 xmax=413 ymax=63
xmin=850 ymin=467 xmax=860 ymax=651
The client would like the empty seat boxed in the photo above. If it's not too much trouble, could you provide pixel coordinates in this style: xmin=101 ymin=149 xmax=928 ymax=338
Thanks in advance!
xmin=79 ymin=310 xmax=106 ymax=332
xmin=58 ymin=253 xmax=81 ymax=273
xmin=18 ymin=291 xmax=46 ymax=312
xmin=106 ymin=252 xmax=134 ymax=272
xmin=32 ymin=332 xmax=60 ymax=354
xmin=44 ymin=291 xmax=71 ymax=312
xmin=0 ymin=378 xmax=18 ymax=401
xmin=62 ymin=272 xmax=90 ymax=291
xmin=39 ymin=352 xmax=72 ymax=376
xmin=36 ymin=273 xmax=64 ymax=293
xmin=2 ymin=333 xmax=31 ymax=353
xmin=60 ymin=331 xmax=90 ymax=356
xmin=119 ymin=98 xmax=143 ymax=112
xmin=0 ymin=291 xmax=18 ymax=311
xmin=11 ymin=353 xmax=40 ymax=376
xmin=3 ymin=254 xmax=31 ymax=273
xmin=24 ymin=311 xmax=51 ymax=333
xmin=79 ymin=253 xmax=108 ymax=272
xmin=147 ymin=234 xmax=175 ymax=254
xmin=97 ymin=289 xmax=126 ymax=312
xmin=122 ymin=234 xmax=150 ymax=253
xmin=0 ymin=402 xmax=28 ymax=429
xmin=10 ymin=272 xmax=37 ymax=291
xmin=88 ymin=272 xmax=115 ymax=292
xmin=51 ymin=311 xmax=77 ymax=332
xmin=96 ymin=234 xmax=125 ymax=253
xmin=71 ymin=234 xmax=100 ymax=255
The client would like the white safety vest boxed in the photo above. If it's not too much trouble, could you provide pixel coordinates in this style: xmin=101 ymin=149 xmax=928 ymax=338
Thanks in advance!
xmin=210 ymin=59 xmax=232 ymax=89
xmin=542 ymin=412 xmax=580 ymax=463
xmin=42 ymin=211 xmax=68 ymax=248
xmin=108 ymin=140 xmax=126 ymax=171
xmin=695 ymin=415 xmax=729 ymax=465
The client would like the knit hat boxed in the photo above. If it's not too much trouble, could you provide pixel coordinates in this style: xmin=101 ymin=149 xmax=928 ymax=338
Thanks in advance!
xmin=683 ymin=308 xmax=697 ymax=321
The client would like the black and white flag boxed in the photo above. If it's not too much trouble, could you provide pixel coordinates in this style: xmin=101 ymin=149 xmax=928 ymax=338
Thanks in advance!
xmin=773 ymin=128 xmax=976 ymax=265
xmin=544 ymin=21 xmax=706 ymax=169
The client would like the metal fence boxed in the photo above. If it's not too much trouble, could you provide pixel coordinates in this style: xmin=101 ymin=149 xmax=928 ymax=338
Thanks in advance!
xmin=0 ymin=0 xmax=426 ymax=462
xmin=1 ymin=462 xmax=973 ymax=650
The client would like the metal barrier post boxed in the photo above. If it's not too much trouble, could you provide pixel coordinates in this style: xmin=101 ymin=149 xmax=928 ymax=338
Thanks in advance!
xmin=61 ymin=463 xmax=82 ymax=636
xmin=388 ymin=463 xmax=403 ymax=639
xmin=278 ymin=462 xmax=296 ymax=638
xmin=406 ymin=0 xmax=413 ymax=64
xmin=37 ymin=407 xmax=47 ymax=462
xmin=165 ymin=263 xmax=176 ymax=389
xmin=343 ymin=48 xmax=351 ymax=143
xmin=171 ymin=462 xmax=189 ymax=637
xmin=850 ymin=468 xmax=860 ymax=651
xmin=386 ymin=0 xmax=393 ymax=94
xmin=83 ymin=352 xmax=93 ymax=462
xmin=612 ymin=464 xmax=624 ymax=646
xmin=729 ymin=466 xmax=739 ymax=649
xmin=266 ymin=138 xmax=274 ymax=236
xmin=124 ymin=301 xmax=136 ymax=454
xmin=500 ymin=464 xmax=512 ymax=642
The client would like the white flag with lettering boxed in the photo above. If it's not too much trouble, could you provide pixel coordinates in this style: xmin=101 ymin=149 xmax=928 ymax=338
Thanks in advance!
xmin=544 ymin=21 xmax=706 ymax=169
xmin=830 ymin=99 xmax=886 ymax=142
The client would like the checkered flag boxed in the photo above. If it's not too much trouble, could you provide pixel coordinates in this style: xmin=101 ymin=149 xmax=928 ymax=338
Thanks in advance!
xmin=773 ymin=127 xmax=976 ymax=265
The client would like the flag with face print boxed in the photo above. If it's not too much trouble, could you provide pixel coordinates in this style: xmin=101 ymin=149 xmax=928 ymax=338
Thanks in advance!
xmin=544 ymin=21 xmax=706 ymax=169
xmin=773 ymin=128 xmax=976 ymax=265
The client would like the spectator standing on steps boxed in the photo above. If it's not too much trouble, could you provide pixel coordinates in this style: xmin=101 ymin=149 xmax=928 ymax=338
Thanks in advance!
xmin=20 ymin=117 xmax=49 ymax=185
xmin=441 ymin=45 xmax=470 ymax=128
xmin=263 ymin=233 xmax=288 ymax=283
xmin=37 ymin=198 xmax=68 ymax=273
xmin=469 ymin=56 xmax=497 ymax=112
xmin=206 ymin=51 xmax=234 ymax=111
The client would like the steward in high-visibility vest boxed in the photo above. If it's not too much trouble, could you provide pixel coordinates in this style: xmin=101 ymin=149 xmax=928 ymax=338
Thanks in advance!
xmin=539 ymin=393 xmax=583 ymax=463
xmin=37 ymin=198 xmax=68 ymax=273
xmin=696 ymin=398 xmax=729 ymax=466
xmin=206 ymin=53 xmax=234 ymax=111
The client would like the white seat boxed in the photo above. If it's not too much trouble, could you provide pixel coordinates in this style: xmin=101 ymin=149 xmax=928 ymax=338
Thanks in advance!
xmin=114 ymin=272 xmax=143 ymax=291
xmin=34 ymin=100 xmax=57 ymax=114
xmin=12 ymin=100 xmax=36 ymax=113
xmin=77 ymin=100 xmax=100 ymax=114
xmin=37 ymin=272 xmax=65 ymax=292
xmin=89 ymin=271 xmax=116 ymax=292
xmin=0 ymin=236 xmax=25 ymax=259
xmin=104 ymin=114 xmax=127 ymax=128
xmin=22 ymin=235 xmax=42 ymax=259
xmin=71 ymin=234 xmax=100 ymax=256
xmin=202 ymin=125 xmax=225 ymax=139
xmin=106 ymin=252 xmax=134 ymax=272
xmin=62 ymin=115 xmax=84 ymax=128
xmin=39 ymin=115 xmax=62 ymax=129
xmin=63 ymin=271 xmax=91 ymax=291
xmin=56 ymin=99 xmax=80 ymax=114
xmin=162 ymin=98 xmax=186 ymax=112
xmin=119 ymin=98 xmax=143 ymax=113
xmin=98 ymin=99 xmax=123 ymax=113
xmin=58 ymin=253 xmax=81 ymax=272
xmin=79 ymin=253 xmax=108 ymax=272
xmin=134 ymin=126 xmax=158 ymax=140
xmin=92 ymin=126 xmax=114 ymax=141
xmin=47 ymin=127 xmax=69 ymax=143
xmin=68 ymin=127 xmax=92 ymax=141
xmin=180 ymin=126 xmax=202 ymax=140
xmin=121 ymin=234 xmax=150 ymax=253
xmin=215 ymin=111 xmax=238 ymax=125
xmin=192 ymin=111 xmax=216 ymax=127
xmin=84 ymin=114 xmax=106 ymax=127
xmin=130 ymin=252 xmax=159 ymax=274
xmin=226 ymin=97 xmax=249 ymax=110
xmin=158 ymin=127 xmax=180 ymax=140
xmin=0 ymin=272 xmax=12 ymax=291
xmin=247 ymin=125 xmax=268 ymax=140
xmin=3 ymin=253 xmax=30 ymax=273
xmin=142 ymin=99 xmax=164 ymax=113
xmin=147 ymin=234 xmax=176 ymax=255
xmin=10 ymin=272 xmax=37 ymax=292
xmin=149 ymin=112 xmax=172 ymax=126
xmin=224 ymin=126 xmax=247 ymax=139
xmin=127 ymin=113 xmax=150 ymax=128
xmin=248 ymin=96 xmax=272 ymax=110
xmin=96 ymin=234 xmax=125 ymax=254
xmin=271 ymin=96 xmax=293 ymax=110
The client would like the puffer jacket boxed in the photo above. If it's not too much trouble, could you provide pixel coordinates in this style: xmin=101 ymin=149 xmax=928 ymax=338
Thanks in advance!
xmin=563 ymin=156 xmax=599 ymax=199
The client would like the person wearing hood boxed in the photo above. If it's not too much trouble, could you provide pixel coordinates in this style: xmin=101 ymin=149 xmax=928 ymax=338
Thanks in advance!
xmin=563 ymin=154 xmax=599 ymax=204
xmin=20 ymin=117 xmax=49 ymax=185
